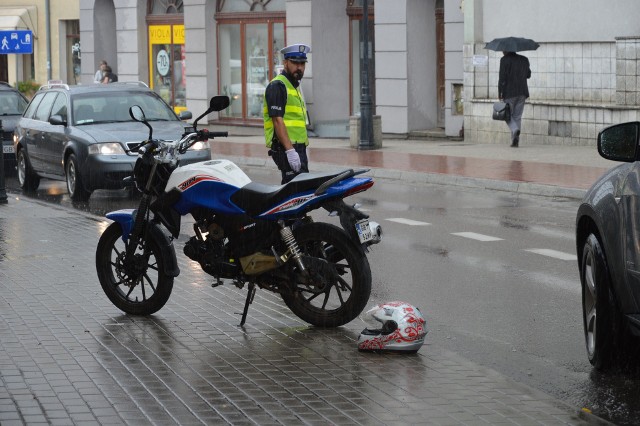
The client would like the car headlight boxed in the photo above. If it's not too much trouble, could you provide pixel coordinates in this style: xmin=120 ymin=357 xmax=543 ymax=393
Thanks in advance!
xmin=88 ymin=143 xmax=126 ymax=155
xmin=187 ymin=141 xmax=209 ymax=151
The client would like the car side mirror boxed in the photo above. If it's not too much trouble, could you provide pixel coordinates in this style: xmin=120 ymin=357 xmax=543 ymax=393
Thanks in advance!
xmin=178 ymin=111 xmax=192 ymax=121
xmin=598 ymin=122 xmax=640 ymax=162
xmin=49 ymin=115 xmax=67 ymax=126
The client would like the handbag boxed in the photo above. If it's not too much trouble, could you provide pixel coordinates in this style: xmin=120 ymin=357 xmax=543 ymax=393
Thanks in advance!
xmin=492 ymin=101 xmax=510 ymax=121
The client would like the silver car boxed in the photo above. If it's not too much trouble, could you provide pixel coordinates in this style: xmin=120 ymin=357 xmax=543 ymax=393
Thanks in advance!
xmin=13 ymin=82 xmax=210 ymax=201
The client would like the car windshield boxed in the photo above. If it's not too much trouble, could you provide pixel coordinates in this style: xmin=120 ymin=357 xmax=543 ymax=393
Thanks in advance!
xmin=0 ymin=91 xmax=29 ymax=116
xmin=71 ymin=91 xmax=178 ymax=126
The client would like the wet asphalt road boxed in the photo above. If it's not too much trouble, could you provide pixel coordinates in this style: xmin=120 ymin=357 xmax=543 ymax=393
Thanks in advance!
xmin=3 ymin=169 xmax=640 ymax=425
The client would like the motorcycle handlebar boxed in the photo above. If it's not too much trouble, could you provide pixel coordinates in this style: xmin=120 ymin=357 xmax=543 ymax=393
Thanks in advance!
xmin=208 ymin=131 xmax=228 ymax=138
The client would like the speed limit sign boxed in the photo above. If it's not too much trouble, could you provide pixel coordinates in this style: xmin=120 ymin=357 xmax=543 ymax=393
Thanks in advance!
xmin=156 ymin=49 xmax=170 ymax=76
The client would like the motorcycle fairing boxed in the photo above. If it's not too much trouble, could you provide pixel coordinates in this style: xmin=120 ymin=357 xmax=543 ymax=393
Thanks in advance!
xmin=256 ymin=177 xmax=373 ymax=218
xmin=172 ymin=180 xmax=246 ymax=215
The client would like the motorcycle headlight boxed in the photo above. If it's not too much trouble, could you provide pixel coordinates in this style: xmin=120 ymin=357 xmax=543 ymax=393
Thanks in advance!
xmin=88 ymin=143 xmax=126 ymax=155
xmin=187 ymin=141 xmax=209 ymax=151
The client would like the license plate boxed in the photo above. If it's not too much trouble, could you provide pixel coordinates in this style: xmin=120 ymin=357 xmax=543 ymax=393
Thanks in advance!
xmin=2 ymin=145 xmax=14 ymax=154
xmin=355 ymin=219 xmax=374 ymax=244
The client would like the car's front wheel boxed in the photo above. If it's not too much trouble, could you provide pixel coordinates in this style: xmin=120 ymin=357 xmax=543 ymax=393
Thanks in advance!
xmin=17 ymin=149 xmax=40 ymax=192
xmin=66 ymin=153 xmax=92 ymax=201
xmin=581 ymin=233 xmax=623 ymax=370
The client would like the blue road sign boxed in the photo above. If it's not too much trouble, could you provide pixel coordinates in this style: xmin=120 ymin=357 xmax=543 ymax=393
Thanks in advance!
xmin=0 ymin=30 xmax=33 ymax=54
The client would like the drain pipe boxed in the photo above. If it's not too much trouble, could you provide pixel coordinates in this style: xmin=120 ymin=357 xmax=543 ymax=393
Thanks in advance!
xmin=45 ymin=0 xmax=51 ymax=80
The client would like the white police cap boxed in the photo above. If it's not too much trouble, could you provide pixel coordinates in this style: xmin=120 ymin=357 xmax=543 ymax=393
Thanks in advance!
xmin=281 ymin=44 xmax=311 ymax=62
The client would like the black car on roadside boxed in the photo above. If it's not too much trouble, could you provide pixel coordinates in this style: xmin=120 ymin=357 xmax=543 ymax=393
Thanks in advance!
xmin=13 ymin=81 xmax=210 ymax=201
xmin=576 ymin=121 xmax=640 ymax=370
xmin=0 ymin=82 xmax=29 ymax=175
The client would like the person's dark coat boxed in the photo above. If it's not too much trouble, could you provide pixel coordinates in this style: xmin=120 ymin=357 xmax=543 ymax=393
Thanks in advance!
xmin=498 ymin=52 xmax=531 ymax=99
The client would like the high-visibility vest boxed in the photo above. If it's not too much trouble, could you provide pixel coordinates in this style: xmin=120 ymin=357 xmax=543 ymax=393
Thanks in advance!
xmin=263 ymin=74 xmax=308 ymax=147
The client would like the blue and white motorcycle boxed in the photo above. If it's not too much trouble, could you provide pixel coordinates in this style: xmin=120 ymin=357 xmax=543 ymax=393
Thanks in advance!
xmin=96 ymin=96 xmax=382 ymax=327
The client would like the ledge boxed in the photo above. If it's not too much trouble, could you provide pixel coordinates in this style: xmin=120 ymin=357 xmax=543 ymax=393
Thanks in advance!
xmin=471 ymin=98 xmax=640 ymax=110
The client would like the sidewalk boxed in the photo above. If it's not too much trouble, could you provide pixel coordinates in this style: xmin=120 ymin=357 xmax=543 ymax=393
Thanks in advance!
xmin=211 ymin=134 xmax=616 ymax=200
xmin=0 ymin=137 xmax=613 ymax=425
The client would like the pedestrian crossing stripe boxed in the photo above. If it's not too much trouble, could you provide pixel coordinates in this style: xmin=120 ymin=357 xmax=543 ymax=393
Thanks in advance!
xmin=524 ymin=248 xmax=577 ymax=261
xmin=451 ymin=232 xmax=503 ymax=242
xmin=385 ymin=218 xmax=431 ymax=226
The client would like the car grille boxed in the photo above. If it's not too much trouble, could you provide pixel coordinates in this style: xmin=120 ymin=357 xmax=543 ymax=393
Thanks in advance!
xmin=125 ymin=141 xmax=142 ymax=152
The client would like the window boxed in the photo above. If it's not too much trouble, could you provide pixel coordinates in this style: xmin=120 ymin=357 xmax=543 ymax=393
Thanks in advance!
xmin=50 ymin=93 xmax=67 ymax=119
xmin=23 ymin=94 xmax=43 ymax=119
xmin=33 ymin=92 xmax=58 ymax=122
xmin=66 ymin=20 xmax=81 ymax=85
xmin=216 ymin=0 xmax=285 ymax=123
xmin=148 ymin=25 xmax=185 ymax=114
xmin=147 ymin=1 xmax=185 ymax=113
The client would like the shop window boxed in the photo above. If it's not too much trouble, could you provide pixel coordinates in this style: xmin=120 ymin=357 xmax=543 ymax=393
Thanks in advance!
xmin=217 ymin=20 xmax=285 ymax=122
xmin=65 ymin=21 xmax=81 ymax=84
xmin=148 ymin=24 xmax=186 ymax=113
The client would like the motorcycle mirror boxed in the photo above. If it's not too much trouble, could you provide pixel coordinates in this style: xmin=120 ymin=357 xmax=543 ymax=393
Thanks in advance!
xmin=129 ymin=105 xmax=146 ymax=122
xmin=210 ymin=95 xmax=230 ymax=112
xmin=129 ymin=105 xmax=153 ymax=140
xmin=192 ymin=96 xmax=230 ymax=131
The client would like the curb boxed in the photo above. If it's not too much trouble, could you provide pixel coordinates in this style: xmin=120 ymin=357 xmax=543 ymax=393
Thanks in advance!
xmin=225 ymin=155 xmax=588 ymax=200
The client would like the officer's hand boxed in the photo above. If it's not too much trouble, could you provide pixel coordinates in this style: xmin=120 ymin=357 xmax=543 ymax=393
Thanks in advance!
xmin=286 ymin=148 xmax=302 ymax=172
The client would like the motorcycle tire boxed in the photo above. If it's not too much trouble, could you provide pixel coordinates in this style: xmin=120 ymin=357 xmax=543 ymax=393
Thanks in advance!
xmin=281 ymin=222 xmax=372 ymax=327
xmin=96 ymin=222 xmax=174 ymax=315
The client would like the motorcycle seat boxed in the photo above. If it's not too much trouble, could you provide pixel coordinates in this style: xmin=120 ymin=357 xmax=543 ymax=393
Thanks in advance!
xmin=231 ymin=170 xmax=348 ymax=216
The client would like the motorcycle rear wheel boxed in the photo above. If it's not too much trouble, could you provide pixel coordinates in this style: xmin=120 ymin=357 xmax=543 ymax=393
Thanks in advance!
xmin=281 ymin=222 xmax=372 ymax=327
xmin=96 ymin=222 xmax=174 ymax=315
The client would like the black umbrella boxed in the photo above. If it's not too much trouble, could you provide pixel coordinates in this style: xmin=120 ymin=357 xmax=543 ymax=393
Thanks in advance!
xmin=485 ymin=37 xmax=539 ymax=52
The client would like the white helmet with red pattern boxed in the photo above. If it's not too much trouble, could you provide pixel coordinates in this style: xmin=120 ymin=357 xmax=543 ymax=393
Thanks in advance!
xmin=358 ymin=301 xmax=427 ymax=353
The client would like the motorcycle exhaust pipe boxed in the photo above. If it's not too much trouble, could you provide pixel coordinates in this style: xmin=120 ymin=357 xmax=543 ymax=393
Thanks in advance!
xmin=368 ymin=221 xmax=383 ymax=244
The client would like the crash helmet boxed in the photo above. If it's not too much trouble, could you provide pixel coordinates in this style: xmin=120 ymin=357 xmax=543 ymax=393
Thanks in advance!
xmin=358 ymin=301 xmax=427 ymax=353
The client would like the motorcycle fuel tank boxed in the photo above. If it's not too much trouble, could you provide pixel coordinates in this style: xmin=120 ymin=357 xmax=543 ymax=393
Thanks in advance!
xmin=166 ymin=159 xmax=252 ymax=192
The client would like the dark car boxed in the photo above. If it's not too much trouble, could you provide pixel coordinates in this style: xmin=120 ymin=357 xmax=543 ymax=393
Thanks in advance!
xmin=0 ymin=82 xmax=29 ymax=175
xmin=13 ymin=81 xmax=210 ymax=201
xmin=576 ymin=121 xmax=640 ymax=370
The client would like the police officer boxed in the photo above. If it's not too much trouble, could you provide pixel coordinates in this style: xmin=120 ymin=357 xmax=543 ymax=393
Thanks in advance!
xmin=264 ymin=43 xmax=311 ymax=184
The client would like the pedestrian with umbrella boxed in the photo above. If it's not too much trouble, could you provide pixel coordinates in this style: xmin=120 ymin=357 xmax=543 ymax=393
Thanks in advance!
xmin=486 ymin=37 xmax=538 ymax=147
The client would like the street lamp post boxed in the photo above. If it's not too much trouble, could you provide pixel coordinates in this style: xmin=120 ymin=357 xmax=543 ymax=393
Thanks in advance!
xmin=358 ymin=0 xmax=374 ymax=150
xmin=0 ymin=120 xmax=8 ymax=204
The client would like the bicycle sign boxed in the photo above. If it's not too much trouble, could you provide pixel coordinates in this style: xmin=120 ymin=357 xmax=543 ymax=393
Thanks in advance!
xmin=0 ymin=30 xmax=33 ymax=54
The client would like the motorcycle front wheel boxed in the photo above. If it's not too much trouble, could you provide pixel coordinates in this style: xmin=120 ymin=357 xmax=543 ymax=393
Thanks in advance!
xmin=281 ymin=222 xmax=372 ymax=327
xmin=96 ymin=222 xmax=174 ymax=315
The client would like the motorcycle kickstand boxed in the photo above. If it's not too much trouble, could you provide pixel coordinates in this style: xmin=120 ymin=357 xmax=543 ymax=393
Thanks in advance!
xmin=239 ymin=282 xmax=256 ymax=327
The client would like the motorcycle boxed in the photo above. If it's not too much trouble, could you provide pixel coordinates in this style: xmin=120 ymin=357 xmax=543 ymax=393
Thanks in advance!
xmin=95 ymin=96 xmax=382 ymax=327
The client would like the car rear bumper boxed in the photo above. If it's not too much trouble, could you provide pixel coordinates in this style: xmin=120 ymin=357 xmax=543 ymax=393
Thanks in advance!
xmin=84 ymin=149 xmax=211 ymax=190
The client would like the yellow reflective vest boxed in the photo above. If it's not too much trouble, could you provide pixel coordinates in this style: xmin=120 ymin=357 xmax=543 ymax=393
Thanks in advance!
xmin=263 ymin=74 xmax=308 ymax=147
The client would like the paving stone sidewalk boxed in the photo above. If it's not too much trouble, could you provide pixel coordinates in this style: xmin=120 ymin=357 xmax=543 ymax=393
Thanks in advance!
xmin=0 ymin=195 xmax=608 ymax=425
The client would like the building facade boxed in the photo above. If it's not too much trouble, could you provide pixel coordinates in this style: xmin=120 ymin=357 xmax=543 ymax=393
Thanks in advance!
xmin=0 ymin=0 xmax=80 ymax=88
xmin=464 ymin=0 xmax=640 ymax=146
xmin=78 ymin=0 xmax=464 ymax=138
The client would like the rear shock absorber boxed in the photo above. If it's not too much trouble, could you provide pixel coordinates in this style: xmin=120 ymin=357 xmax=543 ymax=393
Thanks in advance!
xmin=279 ymin=221 xmax=306 ymax=274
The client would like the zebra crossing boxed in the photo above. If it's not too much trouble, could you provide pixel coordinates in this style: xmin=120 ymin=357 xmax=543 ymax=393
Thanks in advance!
xmin=385 ymin=218 xmax=577 ymax=261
